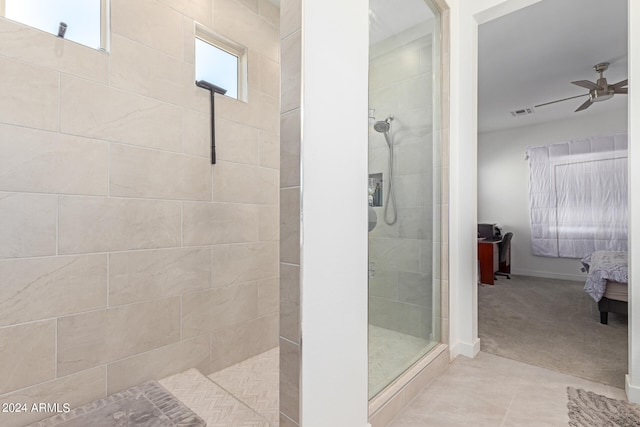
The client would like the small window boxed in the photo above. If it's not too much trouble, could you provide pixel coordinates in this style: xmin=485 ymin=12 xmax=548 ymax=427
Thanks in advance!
xmin=0 ymin=0 xmax=109 ymax=51
xmin=195 ymin=27 xmax=247 ymax=101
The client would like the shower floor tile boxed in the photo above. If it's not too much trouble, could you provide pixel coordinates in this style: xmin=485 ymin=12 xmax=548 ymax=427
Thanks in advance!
xmin=159 ymin=368 xmax=271 ymax=427
xmin=208 ymin=348 xmax=280 ymax=425
xmin=369 ymin=325 xmax=437 ymax=398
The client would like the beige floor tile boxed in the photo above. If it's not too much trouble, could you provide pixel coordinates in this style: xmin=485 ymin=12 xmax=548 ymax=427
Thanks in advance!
xmin=159 ymin=368 xmax=270 ymax=427
xmin=388 ymin=352 xmax=631 ymax=427
xmin=208 ymin=348 xmax=279 ymax=425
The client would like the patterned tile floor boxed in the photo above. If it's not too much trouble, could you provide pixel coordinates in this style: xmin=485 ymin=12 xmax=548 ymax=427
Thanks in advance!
xmin=209 ymin=348 xmax=280 ymax=425
xmin=369 ymin=325 xmax=438 ymax=398
xmin=160 ymin=348 xmax=279 ymax=426
xmin=161 ymin=328 xmax=439 ymax=425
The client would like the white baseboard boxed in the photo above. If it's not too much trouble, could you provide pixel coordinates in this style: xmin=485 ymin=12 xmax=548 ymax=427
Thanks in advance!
xmin=626 ymin=375 xmax=640 ymax=403
xmin=450 ymin=338 xmax=480 ymax=359
xmin=511 ymin=268 xmax=585 ymax=282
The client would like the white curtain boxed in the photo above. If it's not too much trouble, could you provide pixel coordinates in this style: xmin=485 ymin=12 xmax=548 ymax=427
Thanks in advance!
xmin=526 ymin=134 xmax=628 ymax=258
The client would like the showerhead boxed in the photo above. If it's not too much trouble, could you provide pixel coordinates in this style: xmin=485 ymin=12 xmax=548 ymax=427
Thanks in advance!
xmin=373 ymin=116 xmax=394 ymax=133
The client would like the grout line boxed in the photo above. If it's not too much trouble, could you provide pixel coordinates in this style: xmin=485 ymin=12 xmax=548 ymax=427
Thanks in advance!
xmin=54 ymin=318 xmax=58 ymax=379
xmin=55 ymin=195 xmax=59 ymax=256
xmin=106 ymin=253 xmax=110 ymax=307
xmin=499 ymin=391 xmax=518 ymax=427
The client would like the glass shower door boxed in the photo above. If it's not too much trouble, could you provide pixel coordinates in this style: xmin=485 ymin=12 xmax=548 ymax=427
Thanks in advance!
xmin=367 ymin=0 xmax=442 ymax=399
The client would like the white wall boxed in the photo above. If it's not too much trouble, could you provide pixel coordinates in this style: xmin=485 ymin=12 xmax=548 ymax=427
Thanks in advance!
xmin=627 ymin=0 xmax=640 ymax=405
xmin=478 ymin=109 xmax=628 ymax=281
xmin=300 ymin=0 xmax=370 ymax=425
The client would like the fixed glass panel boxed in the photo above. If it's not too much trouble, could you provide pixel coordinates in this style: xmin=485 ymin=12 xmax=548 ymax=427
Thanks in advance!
xmin=195 ymin=37 xmax=240 ymax=100
xmin=368 ymin=0 xmax=442 ymax=399
xmin=3 ymin=0 xmax=105 ymax=50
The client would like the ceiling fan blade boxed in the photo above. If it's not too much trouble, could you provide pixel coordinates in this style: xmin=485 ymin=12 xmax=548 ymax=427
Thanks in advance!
xmin=572 ymin=80 xmax=600 ymax=90
xmin=534 ymin=93 xmax=588 ymax=108
xmin=575 ymin=98 xmax=593 ymax=112
xmin=614 ymin=87 xmax=628 ymax=94
xmin=611 ymin=79 xmax=628 ymax=89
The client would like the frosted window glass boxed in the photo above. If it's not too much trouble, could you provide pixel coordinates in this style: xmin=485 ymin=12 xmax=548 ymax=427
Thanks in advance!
xmin=5 ymin=0 xmax=102 ymax=49
xmin=195 ymin=38 xmax=239 ymax=99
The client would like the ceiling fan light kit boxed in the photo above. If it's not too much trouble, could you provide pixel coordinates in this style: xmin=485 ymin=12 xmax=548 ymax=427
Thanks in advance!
xmin=535 ymin=62 xmax=628 ymax=112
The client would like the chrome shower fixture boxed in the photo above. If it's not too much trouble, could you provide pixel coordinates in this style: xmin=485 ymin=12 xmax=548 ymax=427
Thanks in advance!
xmin=373 ymin=116 xmax=394 ymax=133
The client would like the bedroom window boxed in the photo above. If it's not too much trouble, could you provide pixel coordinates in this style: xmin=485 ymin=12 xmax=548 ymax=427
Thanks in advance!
xmin=526 ymin=135 xmax=628 ymax=258
xmin=195 ymin=26 xmax=247 ymax=101
xmin=0 ymin=0 xmax=109 ymax=51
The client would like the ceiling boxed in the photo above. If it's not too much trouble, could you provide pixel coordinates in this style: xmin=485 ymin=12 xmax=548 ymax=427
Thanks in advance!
xmin=478 ymin=0 xmax=628 ymax=133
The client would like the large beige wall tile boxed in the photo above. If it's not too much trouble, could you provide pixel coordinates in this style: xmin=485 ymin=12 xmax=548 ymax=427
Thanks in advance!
xmin=258 ymin=277 xmax=279 ymax=317
xmin=0 ymin=321 xmax=55 ymax=395
xmin=280 ymin=188 xmax=300 ymax=265
xmin=110 ymin=35 xmax=184 ymax=105
xmin=280 ymin=0 xmax=301 ymax=39
xmin=182 ymin=17 xmax=197 ymax=64
xmin=0 ymin=58 xmax=58 ymax=131
xmin=182 ymin=108 xmax=210 ymax=158
xmin=0 ymin=124 xmax=108 ymax=195
xmin=260 ymin=130 xmax=280 ymax=169
xmin=110 ymin=144 xmax=211 ymax=201
xmin=0 ymin=367 xmax=105 ymax=427
xmin=280 ymin=31 xmax=301 ymax=113
xmin=60 ymin=76 xmax=182 ymax=152
xmin=259 ymin=205 xmax=279 ymax=241
xmin=237 ymin=0 xmax=259 ymax=13
xmin=0 ymin=19 xmax=108 ymax=84
xmin=182 ymin=283 xmax=258 ymax=338
xmin=280 ymin=337 xmax=300 ymax=423
xmin=107 ymin=334 xmax=210 ymax=394
xmin=259 ymin=0 xmax=280 ymax=27
xmin=111 ymin=0 xmax=183 ymax=59
xmin=214 ymin=91 xmax=259 ymax=128
xmin=216 ymin=119 xmax=260 ymax=165
xmin=280 ymin=414 xmax=299 ymax=427
xmin=257 ymin=93 xmax=281 ymax=133
xmin=280 ymin=263 xmax=300 ymax=344
xmin=58 ymin=197 xmax=181 ymax=254
xmin=109 ymin=248 xmax=211 ymax=306
xmin=183 ymin=202 xmax=259 ymax=245
xmin=212 ymin=162 xmax=278 ymax=204
xmin=211 ymin=241 xmax=279 ymax=287
xmin=57 ymin=297 xmax=181 ymax=376
xmin=0 ymin=255 xmax=107 ymax=326
xmin=213 ymin=0 xmax=279 ymax=63
xmin=260 ymin=55 xmax=281 ymax=97
xmin=210 ymin=313 xmax=278 ymax=372
xmin=280 ymin=109 xmax=301 ymax=187
xmin=0 ymin=193 xmax=56 ymax=259
xmin=158 ymin=0 xmax=211 ymax=23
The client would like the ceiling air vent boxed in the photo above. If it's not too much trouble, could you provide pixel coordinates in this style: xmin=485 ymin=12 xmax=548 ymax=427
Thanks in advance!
xmin=510 ymin=107 xmax=535 ymax=117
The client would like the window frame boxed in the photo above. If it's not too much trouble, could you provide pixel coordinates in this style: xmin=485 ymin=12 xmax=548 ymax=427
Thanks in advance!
xmin=195 ymin=24 xmax=248 ymax=102
xmin=0 ymin=0 xmax=110 ymax=52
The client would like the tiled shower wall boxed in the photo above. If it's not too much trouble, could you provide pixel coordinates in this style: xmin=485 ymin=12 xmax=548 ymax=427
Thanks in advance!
xmin=0 ymin=0 xmax=279 ymax=425
xmin=368 ymin=29 xmax=439 ymax=340
xmin=279 ymin=0 xmax=301 ymax=426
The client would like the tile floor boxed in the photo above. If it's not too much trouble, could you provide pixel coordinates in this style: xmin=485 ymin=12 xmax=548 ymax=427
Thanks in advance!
xmin=369 ymin=325 xmax=438 ymax=398
xmin=161 ymin=346 xmax=630 ymax=426
xmin=388 ymin=351 xmax=627 ymax=427
xmin=159 ymin=348 xmax=278 ymax=426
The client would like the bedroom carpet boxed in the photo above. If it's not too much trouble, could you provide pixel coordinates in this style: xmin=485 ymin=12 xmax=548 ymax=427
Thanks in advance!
xmin=478 ymin=275 xmax=628 ymax=388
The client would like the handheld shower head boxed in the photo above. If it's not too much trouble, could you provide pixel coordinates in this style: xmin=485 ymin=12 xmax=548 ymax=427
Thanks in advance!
xmin=373 ymin=116 xmax=394 ymax=133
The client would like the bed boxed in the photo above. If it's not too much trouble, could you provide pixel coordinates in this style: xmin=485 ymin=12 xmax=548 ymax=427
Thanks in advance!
xmin=581 ymin=251 xmax=628 ymax=325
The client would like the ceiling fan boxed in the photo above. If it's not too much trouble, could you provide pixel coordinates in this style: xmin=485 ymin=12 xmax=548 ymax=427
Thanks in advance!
xmin=535 ymin=62 xmax=628 ymax=112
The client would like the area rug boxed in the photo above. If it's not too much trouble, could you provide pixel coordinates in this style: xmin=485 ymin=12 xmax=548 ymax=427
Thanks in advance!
xmin=26 ymin=380 xmax=206 ymax=427
xmin=567 ymin=387 xmax=640 ymax=426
